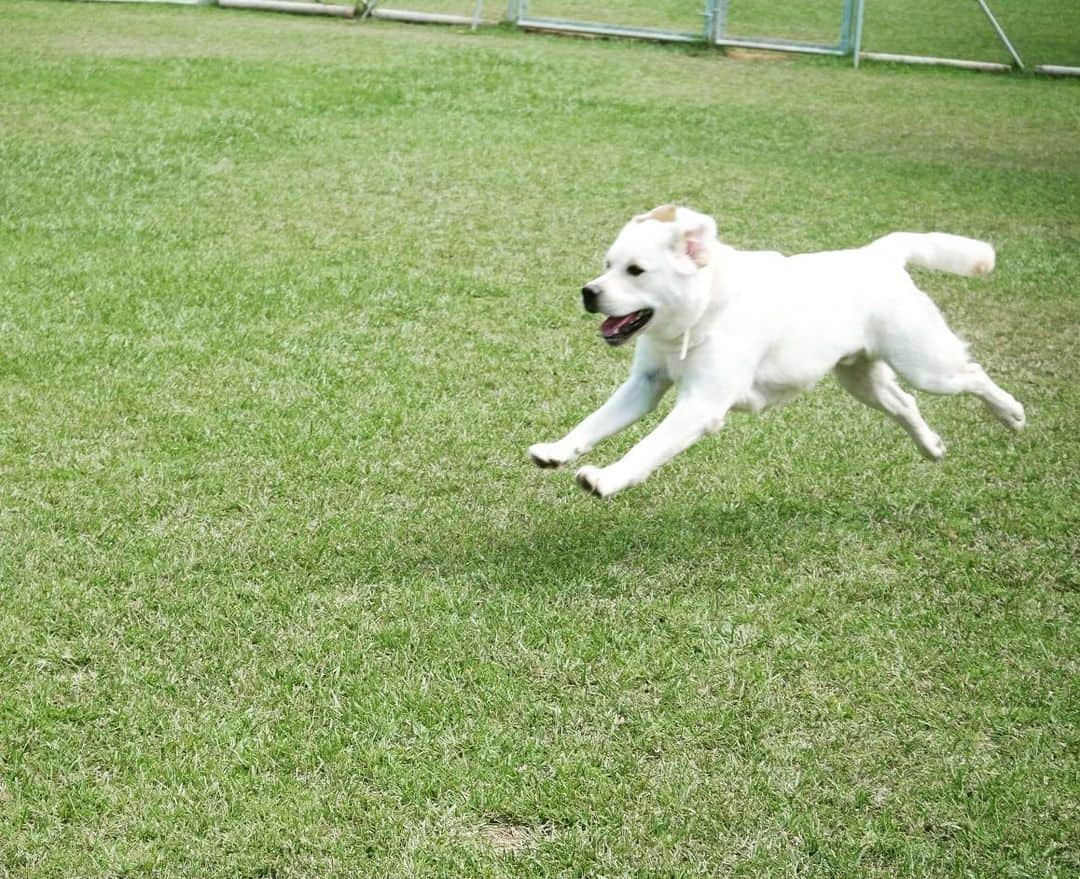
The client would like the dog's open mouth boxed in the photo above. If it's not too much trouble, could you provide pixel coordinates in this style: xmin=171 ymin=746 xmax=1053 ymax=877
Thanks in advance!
xmin=600 ymin=309 xmax=653 ymax=346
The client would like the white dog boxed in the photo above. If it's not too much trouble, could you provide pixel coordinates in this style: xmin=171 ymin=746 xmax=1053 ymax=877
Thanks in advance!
xmin=529 ymin=205 xmax=1025 ymax=498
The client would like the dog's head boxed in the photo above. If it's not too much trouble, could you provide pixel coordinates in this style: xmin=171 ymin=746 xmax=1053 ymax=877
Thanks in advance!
xmin=581 ymin=205 xmax=718 ymax=346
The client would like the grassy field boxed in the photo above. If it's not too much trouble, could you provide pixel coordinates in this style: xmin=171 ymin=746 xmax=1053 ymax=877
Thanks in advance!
xmin=1 ymin=2 xmax=1078 ymax=877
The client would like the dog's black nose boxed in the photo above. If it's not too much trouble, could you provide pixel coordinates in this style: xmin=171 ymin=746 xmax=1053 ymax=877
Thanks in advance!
xmin=582 ymin=285 xmax=600 ymax=313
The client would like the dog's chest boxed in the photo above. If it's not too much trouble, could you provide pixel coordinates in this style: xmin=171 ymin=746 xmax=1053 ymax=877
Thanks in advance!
xmin=677 ymin=335 xmax=825 ymax=413
xmin=663 ymin=350 xmax=691 ymax=383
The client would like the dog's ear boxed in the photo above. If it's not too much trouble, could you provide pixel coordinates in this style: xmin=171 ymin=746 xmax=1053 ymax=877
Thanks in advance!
xmin=634 ymin=204 xmax=677 ymax=224
xmin=670 ymin=211 xmax=717 ymax=274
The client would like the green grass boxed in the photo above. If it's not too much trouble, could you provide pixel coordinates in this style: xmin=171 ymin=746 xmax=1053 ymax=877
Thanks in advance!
xmin=1 ymin=2 xmax=1078 ymax=877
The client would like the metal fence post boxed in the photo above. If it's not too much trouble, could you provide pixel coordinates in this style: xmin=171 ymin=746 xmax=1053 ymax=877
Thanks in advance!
xmin=712 ymin=0 xmax=728 ymax=42
xmin=838 ymin=0 xmax=854 ymax=54
xmin=701 ymin=0 xmax=717 ymax=42
xmin=852 ymin=0 xmax=866 ymax=67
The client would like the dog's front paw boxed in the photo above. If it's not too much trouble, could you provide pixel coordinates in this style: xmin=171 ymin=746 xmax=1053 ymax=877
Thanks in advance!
xmin=919 ymin=432 xmax=946 ymax=462
xmin=528 ymin=441 xmax=576 ymax=469
xmin=1002 ymin=401 xmax=1026 ymax=432
xmin=574 ymin=465 xmax=625 ymax=499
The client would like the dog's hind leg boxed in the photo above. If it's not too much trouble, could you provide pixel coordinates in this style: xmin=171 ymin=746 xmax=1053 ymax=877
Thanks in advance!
xmin=897 ymin=360 xmax=1025 ymax=432
xmin=835 ymin=358 xmax=946 ymax=460
xmin=874 ymin=292 xmax=1025 ymax=432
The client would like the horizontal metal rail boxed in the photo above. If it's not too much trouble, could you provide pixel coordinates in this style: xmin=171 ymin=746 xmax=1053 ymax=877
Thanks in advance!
xmin=219 ymin=0 xmax=355 ymax=16
xmin=516 ymin=17 xmax=703 ymax=44
xmin=1034 ymin=64 xmax=1080 ymax=77
xmin=714 ymin=35 xmax=847 ymax=57
xmin=858 ymin=51 xmax=1011 ymax=72
xmin=86 ymin=0 xmax=211 ymax=5
xmin=369 ymin=7 xmax=490 ymax=26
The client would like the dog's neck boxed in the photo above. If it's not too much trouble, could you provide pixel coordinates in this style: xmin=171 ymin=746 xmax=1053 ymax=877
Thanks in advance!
xmin=650 ymin=244 xmax=733 ymax=356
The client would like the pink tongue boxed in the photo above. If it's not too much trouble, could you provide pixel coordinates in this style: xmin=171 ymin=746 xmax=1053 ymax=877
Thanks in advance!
xmin=601 ymin=312 xmax=639 ymax=336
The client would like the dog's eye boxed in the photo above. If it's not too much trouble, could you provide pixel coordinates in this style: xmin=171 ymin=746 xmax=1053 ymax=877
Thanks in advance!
xmin=627 ymin=264 xmax=645 ymax=277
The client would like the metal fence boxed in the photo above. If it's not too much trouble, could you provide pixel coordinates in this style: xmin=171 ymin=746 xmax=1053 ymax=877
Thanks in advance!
xmin=853 ymin=0 xmax=1079 ymax=74
xmin=88 ymin=0 xmax=1080 ymax=75
xmin=509 ymin=1 xmax=859 ymax=56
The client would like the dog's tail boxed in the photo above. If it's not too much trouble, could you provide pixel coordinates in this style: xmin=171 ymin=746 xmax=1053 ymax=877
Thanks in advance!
xmin=871 ymin=232 xmax=995 ymax=278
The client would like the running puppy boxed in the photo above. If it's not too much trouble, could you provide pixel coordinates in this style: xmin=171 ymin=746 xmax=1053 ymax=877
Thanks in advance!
xmin=529 ymin=205 xmax=1025 ymax=498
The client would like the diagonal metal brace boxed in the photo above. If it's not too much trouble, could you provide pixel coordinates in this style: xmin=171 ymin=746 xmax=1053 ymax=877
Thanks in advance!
xmin=975 ymin=0 xmax=1024 ymax=69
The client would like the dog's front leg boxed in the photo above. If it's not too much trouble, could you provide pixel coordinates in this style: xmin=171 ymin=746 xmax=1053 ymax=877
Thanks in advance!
xmin=575 ymin=395 xmax=727 ymax=498
xmin=529 ymin=359 xmax=671 ymax=469
xmin=527 ymin=343 xmax=669 ymax=470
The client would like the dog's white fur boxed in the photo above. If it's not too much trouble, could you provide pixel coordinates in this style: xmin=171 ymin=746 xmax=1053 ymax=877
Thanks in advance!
xmin=529 ymin=205 xmax=1025 ymax=498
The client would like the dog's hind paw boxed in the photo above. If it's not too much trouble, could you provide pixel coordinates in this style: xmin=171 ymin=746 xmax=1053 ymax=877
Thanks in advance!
xmin=1003 ymin=403 xmax=1026 ymax=432
xmin=986 ymin=399 xmax=1025 ymax=432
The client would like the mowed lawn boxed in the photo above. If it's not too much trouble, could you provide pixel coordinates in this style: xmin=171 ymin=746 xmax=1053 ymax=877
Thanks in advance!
xmin=1 ymin=3 xmax=1078 ymax=877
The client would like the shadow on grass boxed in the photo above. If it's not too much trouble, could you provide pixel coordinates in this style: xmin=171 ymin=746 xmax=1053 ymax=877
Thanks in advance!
xmin=420 ymin=485 xmax=882 ymax=592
